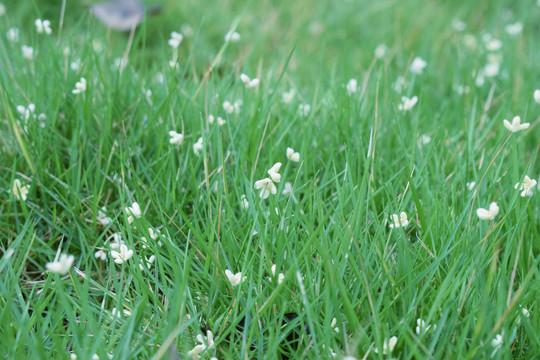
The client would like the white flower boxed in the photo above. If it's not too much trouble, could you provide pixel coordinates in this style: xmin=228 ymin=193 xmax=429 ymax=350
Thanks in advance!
xmin=298 ymin=103 xmax=311 ymax=116
xmin=125 ymin=202 xmax=142 ymax=224
xmin=521 ymin=307 xmax=530 ymax=318
xmin=72 ymin=77 xmax=87 ymax=94
xmin=270 ymin=264 xmax=284 ymax=284
xmin=110 ymin=243 xmax=134 ymax=264
xmin=374 ymin=43 xmax=388 ymax=59
xmin=467 ymin=181 xmax=476 ymax=191
xmin=415 ymin=318 xmax=436 ymax=335
xmin=16 ymin=103 xmax=35 ymax=121
xmin=70 ymin=354 xmax=77 ymax=360
xmin=240 ymin=73 xmax=260 ymax=89
xmin=22 ymin=45 xmax=34 ymax=60
xmin=393 ymin=76 xmax=405 ymax=93
xmin=389 ymin=212 xmax=409 ymax=228
xmin=240 ymin=195 xmax=249 ymax=209
xmin=398 ymin=95 xmax=418 ymax=112
xmin=7 ymin=27 xmax=19 ymax=42
xmin=188 ymin=330 xmax=214 ymax=359
xmin=463 ymin=33 xmax=477 ymax=49
xmin=484 ymin=62 xmax=500 ymax=78
xmin=223 ymin=101 xmax=234 ymax=114
xmin=46 ymin=253 xmax=75 ymax=274
xmin=168 ymin=31 xmax=183 ymax=48
xmin=409 ymin=57 xmax=427 ymax=74
xmin=97 ymin=207 xmax=112 ymax=226
xmin=452 ymin=18 xmax=466 ymax=32
xmin=282 ymin=182 xmax=293 ymax=196
xmin=503 ymin=116 xmax=529 ymax=133
xmin=453 ymin=84 xmax=470 ymax=95
xmin=111 ymin=307 xmax=132 ymax=318
xmin=374 ymin=336 xmax=397 ymax=355
xmin=224 ymin=31 xmax=240 ymax=42
xmin=217 ymin=117 xmax=226 ymax=126
xmin=485 ymin=38 xmax=502 ymax=51
xmin=505 ymin=22 xmax=523 ymax=36
xmin=476 ymin=202 xmax=499 ymax=220
xmin=419 ymin=134 xmax=431 ymax=145
xmin=35 ymin=19 xmax=52 ymax=34
xmin=12 ymin=179 xmax=30 ymax=201
xmin=139 ymin=255 xmax=156 ymax=270
xmin=0 ymin=3 xmax=5 ymax=16
xmin=254 ymin=178 xmax=277 ymax=199
xmin=233 ymin=100 xmax=242 ymax=113
xmin=193 ymin=137 xmax=204 ymax=156
xmin=267 ymin=162 xmax=282 ymax=183
xmin=330 ymin=317 xmax=339 ymax=332
xmin=225 ymin=269 xmax=245 ymax=286
xmin=491 ymin=333 xmax=503 ymax=350
xmin=286 ymin=147 xmax=300 ymax=162
xmin=346 ymin=79 xmax=358 ymax=95
xmin=94 ymin=249 xmax=107 ymax=261
xmin=282 ymin=89 xmax=296 ymax=104
xmin=92 ymin=354 xmax=99 ymax=360
xmin=514 ymin=175 xmax=536 ymax=197
xmin=533 ymin=89 xmax=540 ymax=104
xmin=169 ymin=131 xmax=184 ymax=145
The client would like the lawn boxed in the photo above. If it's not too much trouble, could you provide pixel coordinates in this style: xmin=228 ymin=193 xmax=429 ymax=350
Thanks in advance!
xmin=1 ymin=0 xmax=539 ymax=359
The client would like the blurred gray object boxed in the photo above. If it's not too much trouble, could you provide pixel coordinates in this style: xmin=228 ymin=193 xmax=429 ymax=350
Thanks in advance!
xmin=90 ymin=0 xmax=162 ymax=31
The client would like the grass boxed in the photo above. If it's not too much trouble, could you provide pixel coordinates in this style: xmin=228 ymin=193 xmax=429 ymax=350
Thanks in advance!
xmin=1 ymin=0 xmax=539 ymax=358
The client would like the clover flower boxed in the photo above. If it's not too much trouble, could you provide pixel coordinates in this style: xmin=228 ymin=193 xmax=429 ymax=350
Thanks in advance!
xmin=188 ymin=330 xmax=214 ymax=359
xmin=346 ymin=79 xmax=358 ymax=95
xmin=35 ymin=19 xmax=52 ymax=34
xmin=240 ymin=73 xmax=260 ymax=89
xmin=282 ymin=89 xmax=295 ymax=104
xmin=270 ymin=264 xmax=284 ymax=284
xmin=46 ymin=253 xmax=75 ymax=274
xmin=193 ymin=137 xmax=204 ymax=156
xmin=139 ymin=255 xmax=155 ymax=270
xmin=389 ymin=212 xmax=409 ymax=228
xmin=286 ymin=147 xmax=300 ymax=162
xmin=374 ymin=43 xmax=388 ymax=58
xmin=298 ymin=103 xmax=311 ymax=116
xmin=224 ymin=31 xmax=240 ymax=42
xmin=409 ymin=57 xmax=427 ymax=74
xmin=505 ymin=22 xmax=523 ymax=36
xmin=514 ymin=175 xmax=536 ymax=197
xmin=95 ymin=249 xmax=107 ymax=261
xmin=142 ymin=227 xmax=162 ymax=248
xmin=12 ymin=179 xmax=30 ymax=201
xmin=225 ymin=269 xmax=246 ymax=286
xmin=398 ymin=96 xmax=418 ymax=112
xmin=267 ymin=162 xmax=282 ymax=183
xmin=476 ymin=202 xmax=499 ymax=220
xmin=6 ymin=27 xmax=19 ymax=42
xmin=16 ymin=103 xmax=35 ymax=120
xmin=374 ymin=336 xmax=397 ymax=355
xmin=254 ymin=178 xmax=277 ymax=199
xmin=72 ymin=77 xmax=87 ymax=94
xmin=415 ymin=318 xmax=436 ymax=335
xmin=110 ymin=243 xmax=134 ymax=264
xmin=168 ymin=31 xmax=183 ymax=48
xmin=503 ymin=116 xmax=529 ymax=133
xmin=533 ymin=89 xmax=540 ymax=104
xmin=97 ymin=207 xmax=112 ymax=226
xmin=22 ymin=45 xmax=34 ymax=60
xmin=169 ymin=131 xmax=184 ymax=145
xmin=125 ymin=202 xmax=142 ymax=224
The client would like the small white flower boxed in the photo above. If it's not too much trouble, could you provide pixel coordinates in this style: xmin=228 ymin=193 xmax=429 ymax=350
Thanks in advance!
xmin=282 ymin=182 xmax=293 ymax=196
xmin=374 ymin=336 xmax=397 ymax=355
xmin=374 ymin=43 xmax=388 ymax=59
xmin=169 ymin=131 xmax=184 ymax=145
xmin=463 ymin=34 xmax=477 ymax=49
xmin=240 ymin=194 xmax=249 ymax=209
xmin=476 ymin=202 xmax=499 ymax=220
xmin=419 ymin=134 xmax=431 ymax=145
xmin=125 ymin=202 xmax=142 ymax=224
xmin=286 ymin=147 xmax=300 ymax=162
xmin=0 ymin=3 xmax=5 ymax=16
xmin=298 ymin=103 xmax=310 ymax=116
xmin=35 ymin=19 xmax=52 ymax=35
xmin=483 ymin=62 xmax=500 ymax=78
xmin=330 ymin=317 xmax=339 ymax=332
xmin=22 ymin=45 xmax=34 ymax=60
xmin=282 ymin=89 xmax=296 ymax=104
xmin=72 ymin=77 xmax=87 ymax=94
xmin=453 ymin=84 xmax=470 ymax=95
xmin=389 ymin=212 xmax=409 ymax=228
xmin=503 ymin=116 xmax=529 ymax=133
xmin=223 ymin=101 xmax=234 ymax=114
xmin=224 ymin=31 xmax=241 ymax=42
xmin=92 ymin=354 xmax=99 ymax=360
xmin=467 ymin=181 xmax=476 ymax=191
xmin=270 ymin=264 xmax=284 ymax=284
xmin=346 ymin=79 xmax=358 ymax=95
xmin=533 ymin=89 xmax=540 ymax=104
xmin=225 ymin=269 xmax=245 ymax=286
xmin=168 ymin=31 xmax=183 ymax=48
xmin=110 ymin=243 xmax=134 ymax=264
xmin=514 ymin=175 xmax=536 ymax=197
xmin=491 ymin=333 xmax=503 ymax=350
xmin=139 ymin=255 xmax=156 ymax=270
xmin=217 ymin=117 xmax=226 ymax=126
xmin=240 ymin=73 xmax=260 ymax=89
xmin=505 ymin=22 xmax=523 ymax=36
xmin=415 ymin=318 xmax=436 ymax=335
xmin=16 ymin=103 xmax=35 ymax=121
xmin=485 ymin=38 xmax=502 ymax=51
xmin=193 ymin=137 xmax=204 ymax=156
xmin=254 ymin=178 xmax=277 ymax=199
xmin=409 ymin=57 xmax=427 ymax=74
xmin=7 ymin=27 xmax=19 ymax=42
xmin=451 ymin=18 xmax=466 ymax=32
xmin=393 ymin=76 xmax=405 ymax=93
xmin=111 ymin=307 xmax=132 ymax=318
xmin=97 ymin=207 xmax=112 ymax=226
xmin=46 ymin=253 xmax=75 ymax=274
xmin=398 ymin=95 xmax=418 ymax=112
xmin=267 ymin=162 xmax=282 ymax=183
xmin=521 ymin=307 xmax=530 ymax=318
xmin=11 ymin=179 xmax=30 ymax=201
xmin=70 ymin=354 xmax=77 ymax=360
xmin=95 ymin=249 xmax=107 ymax=261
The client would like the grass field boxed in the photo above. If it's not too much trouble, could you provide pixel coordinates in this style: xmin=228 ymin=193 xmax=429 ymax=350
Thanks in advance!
xmin=1 ymin=0 xmax=539 ymax=358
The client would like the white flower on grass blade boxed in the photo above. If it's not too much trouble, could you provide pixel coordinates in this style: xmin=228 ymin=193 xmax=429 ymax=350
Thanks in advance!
xmin=168 ymin=31 xmax=183 ymax=48
xmin=22 ymin=45 xmax=34 ymax=60
xmin=142 ymin=227 xmax=162 ymax=248
xmin=330 ymin=317 xmax=339 ymax=332
xmin=193 ymin=137 xmax=203 ymax=156
xmin=188 ymin=330 xmax=214 ymax=359
xmin=409 ymin=57 xmax=427 ymax=74
xmin=240 ymin=194 xmax=249 ymax=209
xmin=224 ymin=31 xmax=240 ymax=42
xmin=505 ymin=22 xmax=523 ymax=36
xmin=216 ymin=117 xmax=226 ymax=126
xmin=514 ymin=175 xmax=536 ymax=197
xmin=491 ymin=334 xmax=503 ymax=356
xmin=97 ymin=207 xmax=112 ymax=226
xmin=485 ymin=38 xmax=502 ymax=51
xmin=415 ymin=318 xmax=436 ymax=335
xmin=346 ymin=79 xmax=358 ymax=95
xmin=223 ymin=101 xmax=234 ymax=114
xmin=16 ymin=103 xmax=36 ymax=121
xmin=282 ymin=89 xmax=295 ymax=104
xmin=254 ymin=178 xmax=277 ymax=199
xmin=169 ymin=131 xmax=184 ymax=145
xmin=374 ymin=336 xmax=397 ymax=355
xmin=398 ymin=96 xmax=418 ymax=112
xmin=125 ymin=202 xmax=142 ymax=224
xmin=111 ymin=307 xmax=132 ymax=318
xmin=484 ymin=62 xmax=500 ymax=78
xmin=533 ymin=90 xmax=540 ymax=104
xmin=70 ymin=353 xmax=77 ymax=360
xmin=95 ymin=249 xmax=107 ymax=261
xmin=240 ymin=73 xmax=260 ymax=89
xmin=139 ymin=255 xmax=156 ymax=270
xmin=72 ymin=77 xmax=87 ymax=94
xmin=389 ymin=212 xmax=409 ymax=228
xmin=477 ymin=202 xmax=499 ymax=220
xmin=267 ymin=162 xmax=282 ymax=183
xmin=419 ymin=134 xmax=432 ymax=145
xmin=7 ymin=27 xmax=19 ymax=42
xmin=270 ymin=264 xmax=284 ymax=284
xmin=374 ymin=43 xmax=388 ymax=59
xmin=503 ymin=116 xmax=529 ymax=133
xmin=225 ymin=269 xmax=246 ymax=286
xmin=46 ymin=253 xmax=75 ymax=274
xmin=452 ymin=18 xmax=466 ymax=32
xmin=298 ymin=103 xmax=311 ymax=116
xmin=110 ymin=243 xmax=134 ymax=264
xmin=11 ymin=179 xmax=30 ymax=201
xmin=35 ymin=19 xmax=52 ymax=34
xmin=467 ymin=181 xmax=476 ymax=191
xmin=286 ymin=147 xmax=300 ymax=162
